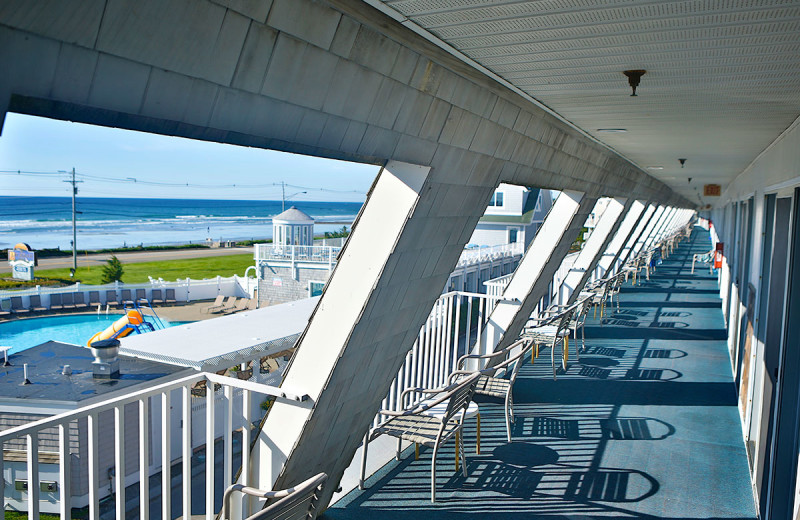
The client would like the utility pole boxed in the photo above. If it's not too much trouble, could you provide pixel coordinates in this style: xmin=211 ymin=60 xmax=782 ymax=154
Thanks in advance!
xmin=63 ymin=168 xmax=82 ymax=276
xmin=282 ymin=181 xmax=286 ymax=212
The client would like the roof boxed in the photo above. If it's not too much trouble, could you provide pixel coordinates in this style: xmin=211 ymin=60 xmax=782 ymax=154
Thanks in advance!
xmin=273 ymin=206 xmax=314 ymax=224
xmin=479 ymin=188 xmax=541 ymax=225
xmin=120 ymin=296 xmax=319 ymax=371
xmin=0 ymin=341 xmax=185 ymax=403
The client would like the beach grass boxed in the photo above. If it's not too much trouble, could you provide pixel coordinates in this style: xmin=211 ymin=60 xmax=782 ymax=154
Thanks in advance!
xmin=32 ymin=254 xmax=255 ymax=285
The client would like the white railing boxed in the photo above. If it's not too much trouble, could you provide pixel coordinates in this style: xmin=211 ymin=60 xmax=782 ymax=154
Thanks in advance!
xmin=0 ymin=275 xmax=251 ymax=310
xmin=0 ymin=372 xmax=308 ymax=520
xmin=254 ymin=244 xmax=340 ymax=265
xmin=456 ymin=242 xmax=524 ymax=267
xmin=373 ymin=290 xmax=503 ymax=425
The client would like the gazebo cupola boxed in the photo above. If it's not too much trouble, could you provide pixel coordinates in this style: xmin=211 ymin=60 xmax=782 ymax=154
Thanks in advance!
xmin=272 ymin=206 xmax=314 ymax=247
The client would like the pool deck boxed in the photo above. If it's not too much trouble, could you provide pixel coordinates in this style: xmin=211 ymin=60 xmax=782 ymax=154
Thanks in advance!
xmin=326 ymin=229 xmax=757 ymax=520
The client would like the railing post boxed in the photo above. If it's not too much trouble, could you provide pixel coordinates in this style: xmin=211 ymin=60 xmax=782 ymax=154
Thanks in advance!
xmin=139 ymin=398 xmax=150 ymax=520
xmin=205 ymin=385 xmax=215 ymax=520
xmin=114 ymin=405 xmax=126 ymax=520
xmin=182 ymin=387 xmax=192 ymax=520
xmin=162 ymin=392 xmax=172 ymax=520
xmin=88 ymin=414 xmax=99 ymax=520
xmin=27 ymin=432 xmax=40 ymax=520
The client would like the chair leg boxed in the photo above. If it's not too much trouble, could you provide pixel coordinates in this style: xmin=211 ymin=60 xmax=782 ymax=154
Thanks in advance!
xmin=397 ymin=437 xmax=402 ymax=461
xmin=551 ymin=338 xmax=557 ymax=380
xmin=505 ymin=396 xmax=512 ymax=443
xmin=459 ymin=430 xmax=468 ymax=477
xmin=431 ymin=443 xmax=439 ymax=503
xmin=476 ymin=413 xmax=481 ymax=454
xmin=359 ymin=432 xmax=369 ymax=490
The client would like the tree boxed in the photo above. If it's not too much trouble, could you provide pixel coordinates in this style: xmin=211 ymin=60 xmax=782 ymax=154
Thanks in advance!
xmin=324 ymin=226 xmax=350 ymax=239
xmin=100 ymin=255 xmax=124 ymax=284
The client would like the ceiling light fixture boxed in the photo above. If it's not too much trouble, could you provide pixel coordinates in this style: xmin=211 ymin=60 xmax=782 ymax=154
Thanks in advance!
xmin=623 ymin=70 xmax=646 ymax=96
xmin=679 ymin=158 xmax=687 ymax=168
xmin=597 ymin=128 xmax=627 ymax=133
xmin=647 ymin=166 xmax=664 ymax=170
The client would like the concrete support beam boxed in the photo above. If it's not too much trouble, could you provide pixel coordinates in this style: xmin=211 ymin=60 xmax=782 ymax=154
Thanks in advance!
xmin=480 ymin=190 xmax=598 ymax=353
xmin=596 ymin=199 xmax=647 ymax=278
xmin=239 ymin=159 xmax=500 ymax=512
xmin=558 ymin=197 xmax=629 ymax=305
xmin=616 ymin=204 xmax=657 ymax=270
xmin=647 ymin=207 xmax=677 ymax=248
xmin=633 ymin=205 xmax=667 ymax=257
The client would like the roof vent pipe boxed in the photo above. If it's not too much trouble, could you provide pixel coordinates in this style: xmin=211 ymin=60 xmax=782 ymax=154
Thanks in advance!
xmin=89 ymin=339 xmax=121 ymax=379
xmin=22 ymin=363 xmax=32 ymax=385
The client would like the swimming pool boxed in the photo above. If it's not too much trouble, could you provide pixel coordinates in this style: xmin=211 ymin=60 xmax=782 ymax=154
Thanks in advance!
xmin=0 ymin=314 xmax=191 ymax=354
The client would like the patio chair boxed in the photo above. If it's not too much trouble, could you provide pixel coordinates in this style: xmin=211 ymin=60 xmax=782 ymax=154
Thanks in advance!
xmin=165 ymin=288 xmax=177 ymax=304
xmin=204 ymin=295 xmax=226 ymax=313
xmin=60 ymin=292 xmax=76 ymax=310
xmin=455 ymin=337 xmax=533 ymax=443
xmin=29 ymin=295 xmax=46 ymax=312
xmin=88 ymin=291 xmax=101 ymax=309
xmin=105 ymin=290 xmax=120 ymax=308
xmin=222 ymin=472 xmax=328 ymax=520
xmin=121 ymin=289 xmax=133 ymax=305
xmin=135 ymin=288 xmax=148 ymax=304
xmin=224 ymin=298 xmax=249 ymax=314
xmin=523 ymin=304 xmax=577 ymax=380
xmin=49 ymin=293 xmax=64 ymax=311
xmin=10 ymin=296 xmax=30 ymax=315
xmin=211 ymin=296 xmax=238 ymax=314
xmin=0 ymin=299 xmax=12 ymax=317
xmin=73 ymin=292 xmax=89 ymax=309
xmin=359 ymin=372 xmax=481 ymax=502
xmin=151 ymin=289 xmax=164 ymax=304
xmin=692 ymin=248 xmax=715 ymax=274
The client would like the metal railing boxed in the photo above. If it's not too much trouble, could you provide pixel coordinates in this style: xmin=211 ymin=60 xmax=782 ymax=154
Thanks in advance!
xmin=0 ymin=372 xmax=308 ymax=520
xmin=456 ymin=242 xmax=524 ymax=267
xmin=254 ymin=244 xmax=341 ymax=265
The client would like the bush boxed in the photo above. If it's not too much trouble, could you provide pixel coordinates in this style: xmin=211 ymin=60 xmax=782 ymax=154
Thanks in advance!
xmin=100 ymin=255 xmax=124 ymax=284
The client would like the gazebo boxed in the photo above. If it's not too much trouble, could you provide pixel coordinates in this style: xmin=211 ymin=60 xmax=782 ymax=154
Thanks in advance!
xmin=272 ymin=206 xmax=314 ymax=247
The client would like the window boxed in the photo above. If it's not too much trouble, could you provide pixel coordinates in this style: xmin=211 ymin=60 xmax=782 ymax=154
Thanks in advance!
xmin=489 ymin=191 xmax=504 ymax=207
xmin=509 ymin=228 xmax=519 ymax=243
xmin=309 ymin=281 xmax=325 ymax=297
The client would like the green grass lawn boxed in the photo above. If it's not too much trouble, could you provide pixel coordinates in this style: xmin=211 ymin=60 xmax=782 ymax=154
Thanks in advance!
xmin=32 ymin=254 xmax=255 ymax=285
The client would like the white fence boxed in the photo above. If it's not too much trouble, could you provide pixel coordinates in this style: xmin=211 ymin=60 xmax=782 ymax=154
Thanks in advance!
xmin=254 ymin=244 xmax=340 ymax=266
xmin=0 ymin=372 xmax=307 ymax=520
xmin=0 ymin=275 xmax=253 ymax=312
xmin=457 ymin=242 xmax=524 ymax=267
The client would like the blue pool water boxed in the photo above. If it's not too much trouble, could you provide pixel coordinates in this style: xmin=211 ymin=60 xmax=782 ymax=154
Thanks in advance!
xmin=0 ymin=314 xmax=190 ymax=354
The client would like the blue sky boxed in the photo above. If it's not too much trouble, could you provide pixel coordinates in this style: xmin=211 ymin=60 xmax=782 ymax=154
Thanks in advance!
xmin=0 ymin=113 xmax=379 ymax=202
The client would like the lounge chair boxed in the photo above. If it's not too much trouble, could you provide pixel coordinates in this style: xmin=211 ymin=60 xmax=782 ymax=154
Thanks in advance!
xmin=0 ymin=299 xmax=12 ymax=317
xmin=121 ymin=289 xmax=133 ymax=305
xmin=222 ymin=472 xmax=327 ymax=520
xmin=88 ymin=291 xmax=101 ymax=309
xmin=455 ymin=337 xmax=532 ymax=443
xmin=28 ymin=295 xmax=46 ymax=312
xmin=60 ymin=292 xmax=76 ymax=310
xmin=49 ymin=293 xmax=64 ymax=311
xmin=135 ymin=288 xmax=148 ymax=304
xmin=204 ymin=295 xmax=226 ymax=313
xmin=73 ymin=292 xmax=89 ymax=309
xmin=224 ymin=298 xmax=249 ymax=314
xmin=211 ymin=296 xmax=238 ymax=314
xmin=165 ymin=288 xmax=176 ymax=304
xmin=105 ymin=290 xmax=120 ymax=308
xmin=10 ymin=296 xmax=30 ymax=315
xmin=151 ymin=289 xmax=164 ymax=304
xmin=360 ymin=372 xmax=480 ymax=502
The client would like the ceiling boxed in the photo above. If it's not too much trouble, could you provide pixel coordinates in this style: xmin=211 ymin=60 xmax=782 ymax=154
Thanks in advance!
xmin=368 ymin=0 xmax=800 ymax=204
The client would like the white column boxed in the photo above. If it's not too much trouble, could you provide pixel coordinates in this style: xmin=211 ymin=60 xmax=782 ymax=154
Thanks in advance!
xmin=480 ymin=191 xmax=598 ymax=353
xmin=616 ymin=203 xmax=657 ymax=270
xmin=596 ymin=200 xmax=647 ymax=278
xmin=558 ymin=197 xmax=628 ymax=305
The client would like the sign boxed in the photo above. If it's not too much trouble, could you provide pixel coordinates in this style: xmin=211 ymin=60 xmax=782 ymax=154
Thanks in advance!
xmin=8 ymin=245 xmax=37 ymax=280
xmin=272 ymin=277 xmax=283 ymax=286
xmin=704 ymin=184 xmax=721 ymax=196
xmin=714 ymin=242 xmax=724 ymax=269
xmin=11 ymin=262 xmax=34 ymax=281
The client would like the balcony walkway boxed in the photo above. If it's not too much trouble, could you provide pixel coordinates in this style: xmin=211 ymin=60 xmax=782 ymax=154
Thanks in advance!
xmin=326 ymin=229 xmax=757 ymax=520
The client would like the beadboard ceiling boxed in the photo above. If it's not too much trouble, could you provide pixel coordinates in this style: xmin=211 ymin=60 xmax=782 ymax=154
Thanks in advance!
xmin=369 ymin=0 xmax=800 ymax=204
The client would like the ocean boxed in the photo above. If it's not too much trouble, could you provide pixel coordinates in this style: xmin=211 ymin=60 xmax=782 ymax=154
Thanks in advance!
xmin=0 ymin=196 xmax=362 ymax=251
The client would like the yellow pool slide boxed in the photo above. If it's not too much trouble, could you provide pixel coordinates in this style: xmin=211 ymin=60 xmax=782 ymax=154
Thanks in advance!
xmin=87 ymin=310 xmax=145 ymax=347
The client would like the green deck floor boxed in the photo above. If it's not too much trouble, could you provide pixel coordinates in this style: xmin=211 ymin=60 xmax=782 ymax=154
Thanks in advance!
xmin=326 ymin=229 xmax=757 ymax=519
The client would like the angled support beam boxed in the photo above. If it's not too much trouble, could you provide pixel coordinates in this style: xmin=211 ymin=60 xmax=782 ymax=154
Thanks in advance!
xmin=616 ymin=203 xmax=657 ymax=270
xmin=648 ymin=206 xmax=678 ymax=248
xmin=480 ymin=190 xmax=598 ymax=354
xmin=558 ymin=197 xmax=630 ymax=305
xmin=633 ymin=205 xmax=667 ymax=257
xmin=643 ymin=206 xmax=675 ymax=252
xmin=596 ymin=200 xmax=647 ymax=279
